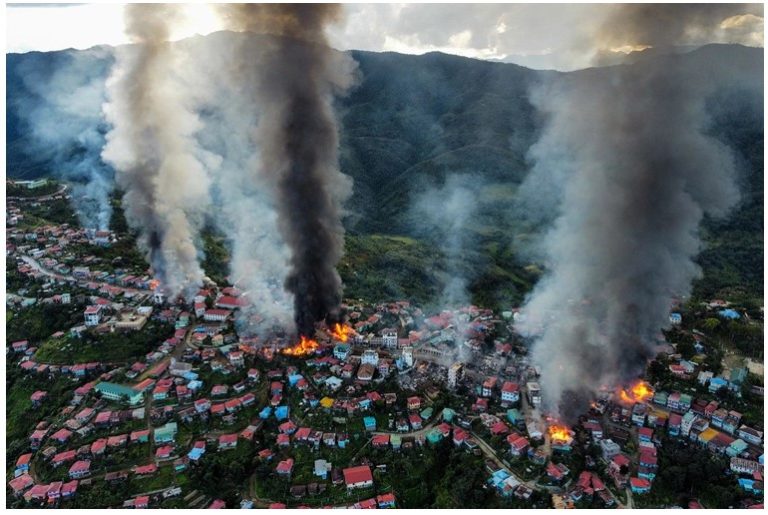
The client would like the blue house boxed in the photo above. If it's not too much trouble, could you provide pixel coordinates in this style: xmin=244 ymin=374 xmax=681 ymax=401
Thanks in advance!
xmin=708 ymin=377 xmax=729 ymax=393
xmin=718 ymin=309 xmax=740 ymax=320
xmin=275 ymin=406 xmax=290 ymax=421
xmin=259 ymin=407 xmax=273 ymax=419
xmin=363 ymin=416 xmax=377 ymax=431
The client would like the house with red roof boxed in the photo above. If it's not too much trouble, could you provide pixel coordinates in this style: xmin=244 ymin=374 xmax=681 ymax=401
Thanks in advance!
xmin=343 ymin=465 xmax=373 ymax=489
xmin=90 ymin=438 xmax=107 ymax=456
xmin=372 ymin=434 xmax=390 ymax=448
xmin=210 ymin=403 xmax=226 ymax=416
xmin=51 ymin=428 xmax=73 ymax=443
xmin=46 ymin=481 xmax=63 ymax=501
xmin=277 ymin=433 xmax=291 ymax=447
xmin=68 ymin=460 xmax=91 ymax=479
xmin=377 ymin=493 xmax=396 ymax=508
xmin=409 ymin=413 xmax=423 ymax=430
xmin=501 ymin=381 xmax=520 ymax=404
xmin=30 ymin=390 xmax=48 ymax=406
xmin=11 ymin=340 xmax=29 ymax=352
xmin=61 ymin=480 xmax=78 ymax=498
xmin=491 ymin=421 xmax=510 ymax=436
xmin=507 ymin=433 xmax=530 ymax=457
xmin=107 ymin=434 xmax=128 ymax=448
xmin=52 ymin=450 xmax=77 ymax=467
xmin=135 ymin=495 xmax=150 ymax=509
xmin=276 ymin=458 xmax=294 ymax=476
xmin=155 ymin=445 xmax=174 ymax=459
xmin=24 ymin=483 xmax=51 ymax=503
xmin=216 ymin=296 xmax=241 ymax=310
xmin=546 ymin=462 xmax=569 ymax=483
xmin=130 ymin=429 xmax=150 ymax=443
xmin=279 ymin=421 xmax=297 ymax=434
xmin=453 ymin=427 xmax=469 ymax=446
xmin=407 ymin=396 xmax=421 ymax=411
xmin=219 ymin=433 xmax=239 ymax=450
xmin=9 ymin=474 xmax=35 ymax=496
xmin=15 ymin=453 xmax=33 ymax=474
xmin=75 ymin=407 xmax=95 ymax=424
xmin=134 ymin=464 xmax=158 ymax=476
xmin=630 ymin=477 xmax=652 ymax=494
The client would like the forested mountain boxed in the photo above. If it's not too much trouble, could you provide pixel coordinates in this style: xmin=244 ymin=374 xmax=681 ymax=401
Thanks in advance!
xmin=6 ymin=37 xmax=763 ymax=308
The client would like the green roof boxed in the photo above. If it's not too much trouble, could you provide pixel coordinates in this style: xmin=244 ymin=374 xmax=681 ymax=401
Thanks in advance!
xmin=95 ymin=382 xmax=141 ymax=398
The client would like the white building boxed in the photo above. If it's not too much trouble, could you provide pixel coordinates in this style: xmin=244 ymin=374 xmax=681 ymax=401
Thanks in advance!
xmin=447 ymin=363 xmax=463 ymax=389
xmin=599 ymin=439 xmax=621 ymax=461
xmin=501 ymin=381 xmax=520 ymax=404
xmin=382 ymin=330 xmax=398 ymax=349
xmin=361 ymin=350 xmax=379 ymax=366
xmin=401 ymin=347 xmax=414 ymax=368
xmin=680 ymin=411 xmax=698 ymax=436
xmin=203 ymin=309 xmax=230 ymax=322
xmin=84 ymin=305 xmax=102 ymax=327
xmin=526 ymin=382 xmax=541 ymax=407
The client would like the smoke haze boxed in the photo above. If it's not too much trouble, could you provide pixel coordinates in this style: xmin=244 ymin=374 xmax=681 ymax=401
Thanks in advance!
xmin=10 ymin=49 xmax=114 ymax=230
xmin=101 ymin=4 xmax=211 ymax=299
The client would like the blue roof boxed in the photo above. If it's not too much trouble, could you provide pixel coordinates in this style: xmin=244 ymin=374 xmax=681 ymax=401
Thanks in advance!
xmin=275 ymin=406 xmax=290 ymax=420
xmin=363 ymin=416 xmax=376 ymax=428
xmin=718 ymin=309 xmax=740 ymax=319
xmin=288 ymin=374 xmax=303 ymax=386
xmin=259 ymin=407 xmax=273 ymax=419
xmin=188 ymin=448 xmax=205 ymax=460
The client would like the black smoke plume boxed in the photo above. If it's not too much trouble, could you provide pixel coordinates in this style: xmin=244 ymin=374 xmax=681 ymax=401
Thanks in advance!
xmin=217 ymin=4 xmax=356 ymax=336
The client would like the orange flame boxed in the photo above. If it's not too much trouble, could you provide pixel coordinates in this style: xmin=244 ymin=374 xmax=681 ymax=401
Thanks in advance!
xmin=617 ymin=380 xmax=653 ymax=405
xmin=282 ymin=335 xmax=320 ymax=357
xmin=330 ymin=323 xmax=353 ymax=342
xmin=149 ymin=279 xmax=160 ymax=291
xmin=548 ymin=424 xmax=572 ymax=443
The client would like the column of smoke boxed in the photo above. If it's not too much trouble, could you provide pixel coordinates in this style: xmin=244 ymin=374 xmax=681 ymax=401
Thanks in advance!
xmin=515 ymin=4 xmax=760 ymax=421
xmin=101 ymin=4 xmax=211 ymax=299
xmin=169 ymin=32 xmax=295 ymax=334
xmin=216 ymin=5 xmax=356 ymax=337
xmin=411 ymin=175 xmax=477 ymax=361
xmin=11 ymin=49 xmax=114 ymax=231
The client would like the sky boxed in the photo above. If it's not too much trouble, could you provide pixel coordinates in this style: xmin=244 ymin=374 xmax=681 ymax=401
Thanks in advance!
xmin=5 ymin=3 xmax=765 ymax=70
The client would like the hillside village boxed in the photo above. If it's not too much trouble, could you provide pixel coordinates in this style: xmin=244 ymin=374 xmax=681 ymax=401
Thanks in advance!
xmin=5 ymin=181 xmax=765 ymax=509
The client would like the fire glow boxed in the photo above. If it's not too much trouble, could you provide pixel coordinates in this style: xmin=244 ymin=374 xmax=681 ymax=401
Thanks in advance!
xmin=618 ymin=380 xmax=654 ymax=404
xmin=282 ymin=335 xmax=320 ymax=357
xmin=548 ymin=423 xmax=572 ymax=444
xmin=148 ymin=279 xmax=160 ymax=291
xmin=330 ymin=323 xmax=353 ymax=342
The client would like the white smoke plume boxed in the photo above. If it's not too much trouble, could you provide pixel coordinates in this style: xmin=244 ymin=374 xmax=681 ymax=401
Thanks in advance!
xmin=101 ymin=4 xmax=211 ymax=300
xmin=515 ymin=5 xmax=762 ymax=421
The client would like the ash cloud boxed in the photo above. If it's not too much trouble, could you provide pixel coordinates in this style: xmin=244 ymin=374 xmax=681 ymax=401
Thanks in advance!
xmin=101 ymin=4 xmax=211 ymax=299
xmin=10 ymin=48 xmax=114 ymax=230
xmin=515 ymin=5 xmax=762 ymax=420
xmin=216 ymin=5 xmax=357 ymax=336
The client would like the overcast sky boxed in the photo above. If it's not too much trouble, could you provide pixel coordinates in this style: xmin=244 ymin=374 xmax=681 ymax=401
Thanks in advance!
xmin=6 ymin=3 xmax=765 ymax=70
